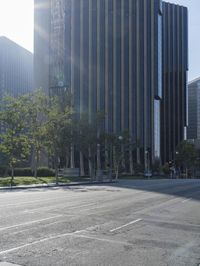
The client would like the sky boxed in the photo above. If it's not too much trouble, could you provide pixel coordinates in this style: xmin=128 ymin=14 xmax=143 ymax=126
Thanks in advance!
xmin=0 ymin=0 xmax=33 ymax=52
xmin=0 ymin=0 xmax=199 ymax=82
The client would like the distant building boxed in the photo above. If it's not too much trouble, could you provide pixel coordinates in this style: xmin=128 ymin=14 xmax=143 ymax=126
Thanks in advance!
xmin=34 ymin=0 xmax=188 ymax=169
xmin=188 ymin=77 xmax=200 ymax=140
xmin=0 ymin=36 xmax=33 ymax=99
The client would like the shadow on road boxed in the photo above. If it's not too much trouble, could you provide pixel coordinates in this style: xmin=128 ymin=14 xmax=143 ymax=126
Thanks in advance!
xmin=103 ymin=179 xmax=200 ymax=201
xmin=1 ymin=179 xmax=200 ymax=202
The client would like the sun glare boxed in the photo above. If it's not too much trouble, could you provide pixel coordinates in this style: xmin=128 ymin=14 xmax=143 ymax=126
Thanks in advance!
xmin=0 ymin=0 xmax=33 ymax=52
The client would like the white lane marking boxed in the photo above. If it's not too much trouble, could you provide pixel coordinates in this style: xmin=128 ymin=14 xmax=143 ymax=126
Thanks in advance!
xmin=110 ymin=218 xmax=142 ymax=233
xmin=182 ymin=198 xmax=191 ymax=203
xmin=0 ymin=215 xmax=63 ymax=232
xmin=11 ymin=217 xmax=76 ymax=236
xmin=0 ymin=229 xmax=128 ymax=256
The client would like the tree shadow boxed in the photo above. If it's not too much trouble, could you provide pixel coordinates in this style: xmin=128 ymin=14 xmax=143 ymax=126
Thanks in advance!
xmin=104 ymin=179 xmax=200 ymax=201
xmin=0 ymin=179 xmax=200 ymax=202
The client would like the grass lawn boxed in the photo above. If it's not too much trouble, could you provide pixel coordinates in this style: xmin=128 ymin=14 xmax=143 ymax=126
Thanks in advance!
xmin=0 ymin=175 xmax=170 ymax=187
xmin=0 ymin=176 xmax=89 ymax=187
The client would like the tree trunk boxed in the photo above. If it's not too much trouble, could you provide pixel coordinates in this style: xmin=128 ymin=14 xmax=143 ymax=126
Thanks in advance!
xmin=121 ymin=145 xmax=125 ymax=171
xmin=137 ymin=147 xmax=141 ymax=164
xmin=80 ymin=151 xmax=85 ymax=176
xmin=109 ymin=145 xmax=113 ymax=181
xmin=55 ymin=157 xmax=59 ymax=185
xmin=89 ymin=159 xmax=93 ymax=180
xmin=65 ymin=152 xmax=70 ymax=168
xmin=105 ymin=144 xmax=109 ymax=168
xmin=11 ymin=166 xmax=14 ymax=188
xmin=97 ymin=144 xmax=101 ymax=171
xmin=115 ymin=164 xmax=119 ymax=181
xmin=34 ymin=150 xmax=39 ymax=179
xmin=113 ymin=146 xmax=116 ymax=172
xmin=70 ymin=144 xmax=75 ymax=168
xmin=88 ymin=148 xmax=93 ymax=180
xmin=129 ymin=149 xmax=134 ymax=175
xmin=185 ymin=167 xmax=188 ymax=178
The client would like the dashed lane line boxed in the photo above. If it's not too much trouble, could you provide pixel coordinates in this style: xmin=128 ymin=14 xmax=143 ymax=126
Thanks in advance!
xmin=0 ymin=228 xmax=128 ymax=256
xmin=110 ymin=219 xmax=142 ymax=233
xmin=182 ymin=198 xmax=192 ymax=203
xmin=0 ymin=214 xmax=63 ymax=232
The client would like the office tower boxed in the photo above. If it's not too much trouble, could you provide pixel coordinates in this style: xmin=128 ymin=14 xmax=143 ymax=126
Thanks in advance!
xmin=188 ymin=77 xmax=200 ymax=140
xmin=0 ymin=36 xmax=33 ymax=98
xmin=34 ymin=0 xmax=188 ymax=168
xmin=161 ymin=2 xmax=188 ymax=163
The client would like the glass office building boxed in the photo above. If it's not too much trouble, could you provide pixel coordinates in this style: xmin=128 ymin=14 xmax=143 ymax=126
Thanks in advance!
xmin=0 ymin=37 xmax=33 ymax=99
xmin=188 ymin=77 xmax=200 ymax=141
xmin=34 ymin=0 xmax=188 ymax=167
xmin=161 ymin=2 xmax=188 ymax=163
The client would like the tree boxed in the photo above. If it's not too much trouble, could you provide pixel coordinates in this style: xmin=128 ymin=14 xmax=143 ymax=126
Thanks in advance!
xmin=75 ymin=115 xmax=99 ymax=180
xmin=104 ymin=131 xmax=131 ymax=180
xmin=43 ymin=96 xmax=72 ymax=184
xmin=76 ymin=112 xmax=105 ymax=180
xmin=175 ymin=140 xmax=198 ymax=178
xmin=0 ymin=95 xmax=31 ymax=186
xmin=25 ymin=90 xmax=49 ymax=178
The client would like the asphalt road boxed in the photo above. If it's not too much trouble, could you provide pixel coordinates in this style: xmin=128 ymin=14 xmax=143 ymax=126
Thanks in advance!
xmin=0 ymin=179 xmax=200 ymax=266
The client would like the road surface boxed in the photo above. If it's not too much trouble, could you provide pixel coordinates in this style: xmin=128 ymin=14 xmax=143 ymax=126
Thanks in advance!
xmin=0 ymin=179 xmax=200 ymax=266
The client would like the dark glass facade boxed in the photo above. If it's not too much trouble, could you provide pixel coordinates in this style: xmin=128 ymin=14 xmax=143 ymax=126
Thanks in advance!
xmin=161 ymin=3 xmax=188 ymax=163
xmin=0 ymin=37 xmax=33 ymax=99
xmin=34 ymin=0 xmax=188 ymax=166
xmin=63 ymin=0 xmax=161 ymax=164
xmin=188 ymin=78 xmax=200 ymax=140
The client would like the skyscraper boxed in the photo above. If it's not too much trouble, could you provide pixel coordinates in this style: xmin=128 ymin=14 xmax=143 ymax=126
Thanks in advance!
xmin=34 ymin=0 xmax=188 ymax=168
xmin=161 ymin=2 xmax=188 ymax=163
xmin=0 ymin=36 xmax=33 ymax=99
xmin=188 ymin=77 xmax=200 ymax=141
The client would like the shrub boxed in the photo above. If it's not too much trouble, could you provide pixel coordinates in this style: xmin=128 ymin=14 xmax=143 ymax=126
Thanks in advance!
xmin=0 ymin=167 xmax=55 ymax=177
xmin=14 ymin=168 xmax=32 ymax=176
xmin=0 ymin=166 xmax=8 ymax=177
xmin=162 ymin=163 xmax=170 ymax=175
xmin=152 ymin=160 xmax=161 ymax=174
xmin=0 ymin=167 xmax=33 ymax=177
xmin=37 ymin=167 xmax=55 ymax=177
xmin=133 ymin=163 xmax=145 ymax=175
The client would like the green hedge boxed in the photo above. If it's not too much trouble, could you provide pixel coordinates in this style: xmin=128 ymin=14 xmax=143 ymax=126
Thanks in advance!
xmin=133 ymin=163 xmax=145 ymax=174
xmin=14 ymin=168 xmax=32 ymax=176
xmin=37 ymin=167 xmax=55 ymax=177
xmin=0 ymin=166 xmax=8 ymax=177
xmin=0 ymin=167 xmax=55 ymax=177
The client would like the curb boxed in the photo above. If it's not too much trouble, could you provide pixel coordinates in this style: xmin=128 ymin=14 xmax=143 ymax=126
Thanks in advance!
xmin=0 ymin=180 xmax=117 ymax=191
